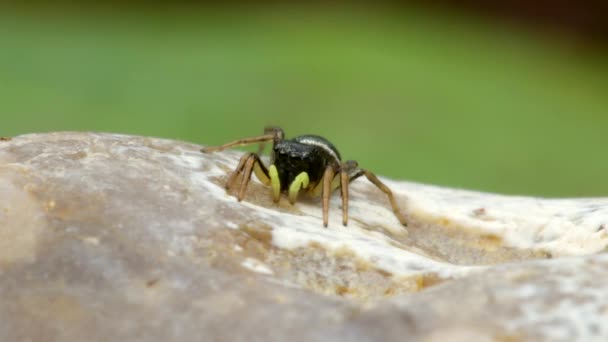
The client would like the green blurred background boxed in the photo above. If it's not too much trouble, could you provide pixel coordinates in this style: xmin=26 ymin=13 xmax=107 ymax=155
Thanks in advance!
xmin=1 ymin=4 xmax=607 ymax=197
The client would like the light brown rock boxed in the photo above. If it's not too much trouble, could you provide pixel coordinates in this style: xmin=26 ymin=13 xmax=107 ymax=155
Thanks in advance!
xmin=0 ymin=132 xmax=606 ymax=342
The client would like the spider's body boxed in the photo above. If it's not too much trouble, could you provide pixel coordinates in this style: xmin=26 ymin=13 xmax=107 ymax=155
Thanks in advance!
xmin=201 ymin=127 xmax=407 ymax=227
xmin=272 ymin=135 xmax=340 ymax=191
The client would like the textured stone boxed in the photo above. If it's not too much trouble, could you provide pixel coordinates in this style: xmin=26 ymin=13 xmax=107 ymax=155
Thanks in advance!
xmin=0 ymin=132 xmax=606 ymax=341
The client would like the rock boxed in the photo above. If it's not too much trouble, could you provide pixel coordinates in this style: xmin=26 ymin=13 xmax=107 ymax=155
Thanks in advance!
xmin=0 ymin=132 xmax=606 ymax=341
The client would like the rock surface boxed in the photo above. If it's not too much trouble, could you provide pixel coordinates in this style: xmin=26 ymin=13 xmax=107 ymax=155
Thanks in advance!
xmin=0 ymin=132 xmax=607 ymax=341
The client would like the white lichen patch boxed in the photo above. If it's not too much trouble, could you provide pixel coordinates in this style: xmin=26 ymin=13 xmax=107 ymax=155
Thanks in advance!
xmin=382 ymin=180 xmax=608 ymax=256
xmin=193 ymin=156 xmax=451 ymax=279
xmin=264 ymin=207 xmax=480 ymax=278
xmin=241 ymin=257 xmax=274 ymax=275
xmin=81 ymin=236 xmax=100 ymax=246
xmin=0 ymin=174 xmax=46 ymax=264
xmin=500 ymin=254 xmax=608 ymax=341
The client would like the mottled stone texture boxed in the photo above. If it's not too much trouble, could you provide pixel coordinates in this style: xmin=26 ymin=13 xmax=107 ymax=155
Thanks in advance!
xmin=0 ymin=132 xmax=606 ymax=342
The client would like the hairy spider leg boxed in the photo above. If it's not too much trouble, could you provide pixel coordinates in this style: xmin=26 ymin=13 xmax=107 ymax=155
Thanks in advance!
xmin=350 ymin=169 xmax=408 ymax=226
xmin=225 ymin=153 xmax=252 ymax=190
xmin=238 ymin=155 xmax=256 ymax=200
xmin=322 ymin=166 xmax=336 ymax=227
xmin=307 ymin=162 xmax=355 ymax=226
xmin=288 ymin=172 xmax=310 ymax=204
xmin=225 ymin=153 xmax=273 ymax=201
xmin=202 ymin=128 xmax=283 ymax=201
xmin=201 ymin=126 xmax=285 ymax=154
xmin=309 ymin=172 xmax=341 ymax=198
xmin=340 ymin=170 xmax=349 ymax=226
xmin=338 ymin=160 xmax=359 ymax=226
xmin=305 ymin=165 xmax=343 ymax=227
xmin=200 ymin=134 xmax=275 ymax=153
xmin=257 ymin=126 xmax=285 ymax=155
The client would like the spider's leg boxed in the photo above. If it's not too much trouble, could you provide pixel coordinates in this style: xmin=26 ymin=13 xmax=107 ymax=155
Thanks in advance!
xmin=357 ymin=169 xmax=408 ymax=226
xmin=238 ymin=154 xmax=256 ymax=201
xmin=226 ymin=153 xmax=253 ymax=190
xmin=228 ymin=153 xmax=274 ymax=201
xmin=257 ymin=126 xmax=285 ymax=155
xmin=322 ymin=166 xmax=336 ymax=227
xmin=288 ymin=172 xmax=310 ymax=204
xmin=201 ymin=134 xmax=275 ymax=153
xmin=201 ymin=127 xmax=285 ymax=153
xmin=340 ymin=169 xmax=349 ymax=226
xmin=309 ymin=172 xmax=341 ymax=198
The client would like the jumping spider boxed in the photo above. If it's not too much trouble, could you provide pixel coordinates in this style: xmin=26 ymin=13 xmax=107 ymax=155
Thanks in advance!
xmin=201 ymin=127 xmax=407 ymax=227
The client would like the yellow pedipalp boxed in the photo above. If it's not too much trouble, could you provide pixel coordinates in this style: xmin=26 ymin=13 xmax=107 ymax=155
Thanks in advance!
xmin=288 ymin=172 xmax=310 ymax=204
xmin=269 ymin=164 xmax=281 ymax=202
xmin=253 ymin=162 xmax=271 ymax=185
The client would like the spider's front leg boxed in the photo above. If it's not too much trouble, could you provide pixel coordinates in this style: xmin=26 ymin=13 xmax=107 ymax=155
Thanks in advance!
xmin=201 ymin=127 xmax=284 ymax=154
xmin=225 ymin=152 xmax=276 ymax=202
xmin=201 ymin=127 xmax=285 ymax=202
xmin=257 ymin=126 xmax=285 ymax=155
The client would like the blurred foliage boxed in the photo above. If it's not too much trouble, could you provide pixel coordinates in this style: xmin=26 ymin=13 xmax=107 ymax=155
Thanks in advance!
xmin=1 ymin=6 xmax=607 ymax=197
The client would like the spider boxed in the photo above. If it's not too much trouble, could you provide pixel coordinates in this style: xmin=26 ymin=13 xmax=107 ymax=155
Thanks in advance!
xmin=201 ymin=127 xmax=407 ymax=227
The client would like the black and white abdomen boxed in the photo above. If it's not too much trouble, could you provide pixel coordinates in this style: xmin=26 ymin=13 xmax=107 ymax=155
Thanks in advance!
xmin=291 ymin=135 xmax=341 ymax=161
xmin=272 ymin=135 xmax=342 ymax=191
